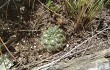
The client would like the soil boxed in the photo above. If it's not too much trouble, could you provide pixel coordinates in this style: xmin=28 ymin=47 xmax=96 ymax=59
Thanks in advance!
xmin=0 ymin=0 xmax=110 ymax=70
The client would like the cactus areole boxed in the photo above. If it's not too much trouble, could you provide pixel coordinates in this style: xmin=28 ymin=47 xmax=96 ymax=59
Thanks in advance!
xmin=41 ymin=26 xmax=66 ymax=52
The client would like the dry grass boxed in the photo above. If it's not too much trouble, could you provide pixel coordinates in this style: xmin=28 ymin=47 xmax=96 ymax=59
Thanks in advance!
xmin=64 ymin=0 xmax=108 ymax=31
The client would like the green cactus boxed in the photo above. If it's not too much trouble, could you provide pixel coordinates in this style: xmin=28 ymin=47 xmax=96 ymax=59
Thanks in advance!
xmin=41 ymin=26 xmax=66 ymax=52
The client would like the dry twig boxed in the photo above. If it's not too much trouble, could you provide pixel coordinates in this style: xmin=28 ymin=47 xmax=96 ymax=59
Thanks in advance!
xmin=0 ymin=36 xmax=15 ymax=59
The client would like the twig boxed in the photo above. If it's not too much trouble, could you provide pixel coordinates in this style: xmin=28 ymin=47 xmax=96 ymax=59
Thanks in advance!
xmin=18 ymin=30 xmax=40 ymax=32
xmin=0 ymin=36 xmax=15 ymax=59
xmin=0 ymin=0 xmax=10 ymax=9
xmin=31 ymin=26 xmax=110 ymax=70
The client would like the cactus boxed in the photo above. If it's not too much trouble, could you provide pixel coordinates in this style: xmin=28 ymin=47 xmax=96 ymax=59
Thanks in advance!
xmin=41 ymin=26 xmax=66 ymax=52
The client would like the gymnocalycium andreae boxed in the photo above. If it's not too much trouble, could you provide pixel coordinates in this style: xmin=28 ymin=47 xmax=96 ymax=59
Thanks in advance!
xmin=41 ymin=26 xmax=66 ymax=52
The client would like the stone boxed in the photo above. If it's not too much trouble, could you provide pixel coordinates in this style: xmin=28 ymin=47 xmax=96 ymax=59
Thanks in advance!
xmin=0 ymin=56 xmax=13 ymax=70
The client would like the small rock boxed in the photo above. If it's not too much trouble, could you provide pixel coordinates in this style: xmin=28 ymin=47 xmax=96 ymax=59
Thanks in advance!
xmin=0 ymin=56 xmax=13 ymax=70
xmin=87 ymin=58 xmax=110 ymax=70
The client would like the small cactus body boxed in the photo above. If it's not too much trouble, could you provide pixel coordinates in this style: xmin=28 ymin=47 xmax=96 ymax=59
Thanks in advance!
xmin=41 ymin=26 xmax=66 ymax=52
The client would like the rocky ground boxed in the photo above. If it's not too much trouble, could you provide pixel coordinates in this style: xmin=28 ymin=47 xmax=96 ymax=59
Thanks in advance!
xmin=0 ymin=0 xmax=110 ymax=70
